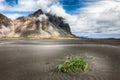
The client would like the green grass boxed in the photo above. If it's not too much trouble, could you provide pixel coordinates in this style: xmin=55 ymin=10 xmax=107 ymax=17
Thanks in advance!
xmin=56 ymin=55 xmax=88 ymax=73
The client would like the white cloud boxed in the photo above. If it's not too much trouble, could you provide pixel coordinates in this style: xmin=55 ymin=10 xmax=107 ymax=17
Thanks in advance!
xmin=42 ymin=0 xmax=120 ymax=34
xmin=0 ymin=0 xmax=55 ymax=12
xmin=38 ymin=14 xmax=48 ymax=20
xmin=0 ymin=0 xmax=55 ymax=19
xmin=68 ymin=0 xmax=120 ymax=34
xmin=0 ymin=0 xmax=60 ymax=18
xmin=4 ymin=13 xmax=24 ymax=19
xmin=0 ymin=0 xmax=120 ymax=34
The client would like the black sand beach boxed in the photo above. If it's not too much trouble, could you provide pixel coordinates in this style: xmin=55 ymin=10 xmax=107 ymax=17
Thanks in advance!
xmin=0 ymin=39 xmax=120 ymax=80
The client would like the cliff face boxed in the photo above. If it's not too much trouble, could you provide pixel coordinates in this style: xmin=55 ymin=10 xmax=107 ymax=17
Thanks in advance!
xmin=0 ymin=13 xmax=14 ymax=38
xmin=0 ymin=9 xmax=74 ymax=39
xmin=46 ymin=13 xmax=72 ymax=34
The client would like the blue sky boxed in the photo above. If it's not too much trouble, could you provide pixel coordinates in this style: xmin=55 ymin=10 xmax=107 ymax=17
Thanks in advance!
xmin=59 ymin=0 xmax=95 ymax=14
xmin=0 ymin=0 xmax=120 ymax=38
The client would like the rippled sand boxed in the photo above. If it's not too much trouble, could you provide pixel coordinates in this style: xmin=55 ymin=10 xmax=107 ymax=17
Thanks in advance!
xmin=0 ymin=39 xmax=120 ymax=80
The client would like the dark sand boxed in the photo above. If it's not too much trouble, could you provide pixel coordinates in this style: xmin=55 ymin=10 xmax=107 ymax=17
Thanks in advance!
xmin=0 ymin=39 xmax=120 ymax=80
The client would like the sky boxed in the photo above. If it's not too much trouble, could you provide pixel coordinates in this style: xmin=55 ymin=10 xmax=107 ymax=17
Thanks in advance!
xmin=0 ymin=0 xmax=120 ymax=38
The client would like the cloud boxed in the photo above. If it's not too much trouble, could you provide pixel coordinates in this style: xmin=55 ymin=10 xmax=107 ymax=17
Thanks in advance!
xmin=0 ymin=0 xmax=55 ymax=19
xmin=0 ymin=0 xmax=61 ymax=17
xmin=38 ymin=14 xmax=48 ymax=20
xmin=3 ymin=13 xmax=24 ymax=19
xmin=0 ymin=0 xmax=120 ymax=34
xmin=0 ymin=0 xmax=51 ymax=12
xmin=0 ymin=0 xmax=61 ymax=12
xmin=68 ymin=0 xmax=120 ymax=34
xmin=40 ymin=0 xmax=120 ymax=34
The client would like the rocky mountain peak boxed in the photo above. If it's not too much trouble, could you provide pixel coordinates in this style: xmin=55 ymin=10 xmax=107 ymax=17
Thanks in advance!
xmin=0 ymin=9 xmax=75 ymax=39
xmin=46 ymin=13 xmax=72 ymax=34
xmin=32 ymin=9 xmax=44 ymax=17
xmin=0 ymin=13 xmax=12 ymax=27
xmin=0 ymin=14 xmax=14 ymax=37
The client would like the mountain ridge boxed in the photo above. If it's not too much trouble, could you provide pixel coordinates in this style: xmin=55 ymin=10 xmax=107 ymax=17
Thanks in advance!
xmin=0 ymin=9 xmax=75 ymax=39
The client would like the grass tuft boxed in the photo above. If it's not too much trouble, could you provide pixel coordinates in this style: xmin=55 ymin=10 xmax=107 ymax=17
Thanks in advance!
xmin=56 ymin=55 xmax=88 ymax=73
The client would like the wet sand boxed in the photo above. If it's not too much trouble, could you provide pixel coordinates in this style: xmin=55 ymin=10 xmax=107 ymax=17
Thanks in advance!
xmin=0 ymin=39 xmax=120 ymax=80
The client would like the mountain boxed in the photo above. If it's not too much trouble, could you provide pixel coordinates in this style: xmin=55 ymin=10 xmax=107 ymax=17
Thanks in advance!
xmin=46 ymin=13 xmax=72 ymax=34
xmin=0 ymin=13 xmax=14 ymax=38
xmin=0 ymin=9 xmax=75 ymax=39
